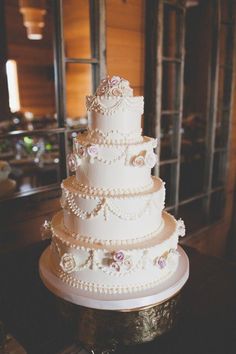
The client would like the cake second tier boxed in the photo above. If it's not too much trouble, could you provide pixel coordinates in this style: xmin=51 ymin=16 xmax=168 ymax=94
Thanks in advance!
xmin=69 ymin=133 xmax=158 ymax=190
xmin=61 ymin=175 xmax=165 ymax=245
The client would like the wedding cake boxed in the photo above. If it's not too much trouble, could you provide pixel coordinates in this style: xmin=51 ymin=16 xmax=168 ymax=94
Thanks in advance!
xmin=47 ymin=76 xmax=186 ymax=295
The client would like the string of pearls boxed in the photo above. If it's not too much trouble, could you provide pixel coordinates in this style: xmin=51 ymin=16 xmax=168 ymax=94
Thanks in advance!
xmin=86 ymin=96 xmax=144 ymax=115
xmin=69 ymin=177 xmax=154 ymax=197
xmin=86 ymin=128 xmax=143 ymax=145
xmin=65 ymin=191 xmax=156 ymax=221
xmin=66 ymin=191 xmax=106 ymax=219
xmin=106 ymin=198 xmax=154 ymax=220
xmin=96 ymin=147 xmax=127 ymax=165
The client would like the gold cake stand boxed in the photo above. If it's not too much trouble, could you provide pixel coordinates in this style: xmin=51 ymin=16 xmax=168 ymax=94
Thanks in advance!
xmin=57 ymin=292 xmax=181 ymax=353
xmin=39 ymin=246 xmax=189 ymax=353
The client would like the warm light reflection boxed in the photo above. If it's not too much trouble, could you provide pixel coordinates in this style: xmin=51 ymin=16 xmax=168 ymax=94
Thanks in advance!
xmin=6 ymin=60 xmax=21 ymax=113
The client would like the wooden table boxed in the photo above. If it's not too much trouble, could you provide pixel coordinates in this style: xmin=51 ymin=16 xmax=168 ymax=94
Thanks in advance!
xmin=0 ymin=241 xmax=236 ymax=354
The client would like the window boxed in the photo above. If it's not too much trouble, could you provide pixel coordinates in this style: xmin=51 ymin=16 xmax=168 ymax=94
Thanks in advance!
xmin=0 ymin=0 xmax=106 ymax=201
xmin=144 ymin=0 xmax=235 ymax=234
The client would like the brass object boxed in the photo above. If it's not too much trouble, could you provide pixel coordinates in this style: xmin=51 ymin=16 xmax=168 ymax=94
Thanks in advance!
xmin=57 ymin=291 xmax=181 ymax=353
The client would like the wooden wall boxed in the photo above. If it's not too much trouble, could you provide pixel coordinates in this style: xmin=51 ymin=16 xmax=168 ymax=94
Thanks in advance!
xmin=63 ymin=0 xmax=145 ymax=118
xmin=1 ymin=0 xmax=236 ymax=258
xmin=106 ymin=0 xmax=145 ymax=96
xmin=63 ymin=0 xmax=91 ymax=118
xmin=5 ymin=0 xmax=55 ymax=116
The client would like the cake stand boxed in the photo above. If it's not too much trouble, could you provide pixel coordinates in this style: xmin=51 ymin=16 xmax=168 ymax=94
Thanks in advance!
xmin=39 ymin=246 xmax=189 ymax=353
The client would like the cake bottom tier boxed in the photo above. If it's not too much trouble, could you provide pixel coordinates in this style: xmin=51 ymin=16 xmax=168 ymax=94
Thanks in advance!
xmin=49 ymin=211 xmax=182 ymax=295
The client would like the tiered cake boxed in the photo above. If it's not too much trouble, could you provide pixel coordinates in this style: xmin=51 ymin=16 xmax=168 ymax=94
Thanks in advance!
xmin=47 ymin=76 xmax=186 ymax=295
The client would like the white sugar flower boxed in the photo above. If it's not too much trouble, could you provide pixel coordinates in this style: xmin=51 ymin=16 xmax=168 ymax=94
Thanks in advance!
xmin=145 ymin=152 xmax=157 ymax=168
xmin=177 ymin=219 xmax=186 ymax=237
xmin=60 ymin=253 xmax=78 ymax=273
xmin=67 ymin=153 xmax=81 ymax=172
xmin=110 ymin=76 xmax=121 ymax=86
xmin=132 ymin=155 xmax=145 ymax=167
xmin=87 ymin=144 xmax=99 ymax=157
xmin=40 ymin=219 xmax=52 ymax=240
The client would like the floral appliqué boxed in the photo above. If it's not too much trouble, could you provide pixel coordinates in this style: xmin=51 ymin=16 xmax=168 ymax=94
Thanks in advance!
xmin=109 ymin=250 xmax=133 ymax=272
xmin=40 ymin=219 xmax=52 ymax=240
xmin=144 ymin=152 xmax=157 ymax=168
xmin=177 ymin=219 xmax=186 ymax=237
xmin=67 ymin=153 xmax=81 ymax=172
xmin=87 ymin=144 xmax=99 ymax=163
xmin=60 ymin=253 xmax=78 ymax=273
xmin=132 ymin=155 xmax=145 ymax=167
xmin=96 ymin=76 xmax=133 ymax=97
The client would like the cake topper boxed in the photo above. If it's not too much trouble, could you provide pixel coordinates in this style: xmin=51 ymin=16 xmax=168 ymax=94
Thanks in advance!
xmin=95 ymin=76 xmax=133 ymax=97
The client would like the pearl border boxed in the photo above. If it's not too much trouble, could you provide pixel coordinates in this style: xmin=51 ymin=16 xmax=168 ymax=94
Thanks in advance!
xmin=53 ymin=263 xmax=177 ymax=294
xmin=86 ymin=95 xmax=144 ymax=116
xmin=61 ymin=176 xmax=161 ymax=198
xmin=63 ymin=219 xmax=164 ymax=246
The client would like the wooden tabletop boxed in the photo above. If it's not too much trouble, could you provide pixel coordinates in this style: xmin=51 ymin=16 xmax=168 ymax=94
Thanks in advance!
xmin=0 ymin=242 xmax=236 ymax=354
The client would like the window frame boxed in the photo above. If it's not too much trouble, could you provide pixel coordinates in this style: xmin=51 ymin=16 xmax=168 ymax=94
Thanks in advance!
xmin=144 ymin=0 xmax=235 ymax=231
xmin=0 ymin=0 xmax=106 ymax=202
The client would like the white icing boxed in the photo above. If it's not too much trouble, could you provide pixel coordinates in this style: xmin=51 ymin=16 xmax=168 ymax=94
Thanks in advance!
xmin=95 ymin=76 xmax=133 ymax=97
xmin=44 ymin=76 xmax=186 ymax=296
xmin=86 ymin=96 xmax=143 ymax=116
xmin=74 ymin=136 xmax=157 ymax=189
xmin=63 ymin=176 xmax=154 ymax=197
xmin=49 ymin=212 xmax=180 ymax=294
xmin=61 ymin=176 xmax=165 ymax=242
xmin=86 ymin=77 xmax=143 ymax=141
xmin=63 ymin=222 xmax=164 ymax=246
xmin=83 ymin=128 xmax=143 ymax=145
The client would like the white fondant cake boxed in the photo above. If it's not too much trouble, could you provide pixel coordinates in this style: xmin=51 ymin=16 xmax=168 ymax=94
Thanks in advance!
xmin=47 ymin=76 xmax=186 ymax=295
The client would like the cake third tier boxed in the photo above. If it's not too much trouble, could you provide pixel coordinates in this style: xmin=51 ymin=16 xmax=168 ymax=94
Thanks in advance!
xmin=61 ymin=175 xmax=165 ymax=244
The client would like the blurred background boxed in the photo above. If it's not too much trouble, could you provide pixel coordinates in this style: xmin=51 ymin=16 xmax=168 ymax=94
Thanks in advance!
xmin=0 ymin=0 xmax=235 ymax=258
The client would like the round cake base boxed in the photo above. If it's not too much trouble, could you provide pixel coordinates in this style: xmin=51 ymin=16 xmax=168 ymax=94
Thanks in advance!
xmin=39 ymin=246 xmax=189 ymax=352
xmin=39 ymin=245 xmax=189 ymax=311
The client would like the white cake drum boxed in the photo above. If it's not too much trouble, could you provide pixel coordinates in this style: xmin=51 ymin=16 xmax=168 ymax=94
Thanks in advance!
xmin=39 ymin=245 xmax=189 ymax=311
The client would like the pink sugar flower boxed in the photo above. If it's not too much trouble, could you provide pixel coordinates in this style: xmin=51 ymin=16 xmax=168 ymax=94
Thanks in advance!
xmin=87 ymin=144 xmax=99 ymax=157
xmin=113 ymin=251 xmax=125 ymax=262
xmin=110 ymin=76 xmax=121 ymax=86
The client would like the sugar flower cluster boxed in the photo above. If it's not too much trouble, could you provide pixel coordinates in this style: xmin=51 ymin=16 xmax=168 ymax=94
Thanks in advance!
xmin=95 ymin=76 xmax=133 ymax=97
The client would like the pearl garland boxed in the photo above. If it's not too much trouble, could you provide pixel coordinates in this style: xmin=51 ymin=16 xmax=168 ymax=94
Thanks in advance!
xmin=86 ymin=96 xmax=144 ymax=115
xmin=64 ymin=191 xmax=157 ymax=221
xmin=86 ymin=128 xmax=143 ymax=145
xmin=74 ymin=135 xmax=158 ymax=168
xmin=66 ymin=191 xmax=106 ymax=219
xmin=68 ymin=176 xmax=154 ymax=197
xmin=106 ymin=198 xmax=154 ymax=221
xmin=96 ymin=147 xmax=127 ymax=165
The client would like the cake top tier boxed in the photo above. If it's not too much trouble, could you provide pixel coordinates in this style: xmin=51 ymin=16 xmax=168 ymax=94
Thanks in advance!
xmin=86 ymin=76 xmax=143 ymax=118
xmin=95 ymin=76 xmax=133 ymax=98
